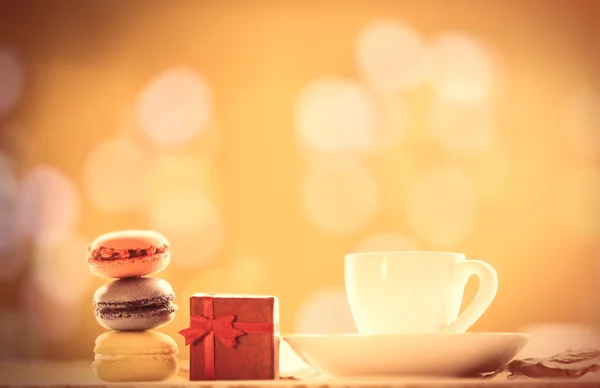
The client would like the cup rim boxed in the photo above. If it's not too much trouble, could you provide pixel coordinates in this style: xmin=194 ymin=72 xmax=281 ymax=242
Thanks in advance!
xmin=345 ymin=251 xmax=466 ymax=260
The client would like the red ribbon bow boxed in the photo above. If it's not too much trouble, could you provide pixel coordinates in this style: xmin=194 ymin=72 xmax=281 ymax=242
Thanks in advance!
xmin=179 ymin=296 xmax=274 ymax=380
xmin=180 ymin=313 xmax=246 ymax=348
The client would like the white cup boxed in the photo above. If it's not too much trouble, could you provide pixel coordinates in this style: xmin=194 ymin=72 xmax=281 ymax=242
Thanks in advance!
xmin=344 ymin=251 xmax=498 ymax=335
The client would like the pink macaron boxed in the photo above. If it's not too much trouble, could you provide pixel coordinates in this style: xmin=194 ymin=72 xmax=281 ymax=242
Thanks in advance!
xmin=87 ymin=230 xmax=170 ymax=279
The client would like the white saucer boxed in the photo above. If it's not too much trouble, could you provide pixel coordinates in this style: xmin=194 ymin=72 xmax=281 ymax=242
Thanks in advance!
xmin=284 ymin=332 xmax=531 ymax=378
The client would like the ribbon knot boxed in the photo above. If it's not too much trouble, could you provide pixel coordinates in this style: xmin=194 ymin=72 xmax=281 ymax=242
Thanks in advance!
xmin=180 ymin=313 xmax=246 ymax=348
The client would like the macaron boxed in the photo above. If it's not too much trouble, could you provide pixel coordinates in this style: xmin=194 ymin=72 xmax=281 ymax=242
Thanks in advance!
xmin=92 ymin=330 xmax=179 ymax=382
xmin=87 ymin=230 xmax=170 ymax=279
xmin=93 ymin=277 xmax=177 ymax=331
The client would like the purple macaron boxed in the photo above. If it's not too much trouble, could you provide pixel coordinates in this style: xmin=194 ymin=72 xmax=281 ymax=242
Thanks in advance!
xmin=93 ymin=277 xmax=177 ymax=331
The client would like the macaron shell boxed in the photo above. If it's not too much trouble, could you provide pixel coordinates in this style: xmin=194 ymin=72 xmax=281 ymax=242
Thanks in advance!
xmin=88 ymin=252 xmax=169 ymax=279
xmin=94 ymin=330 xmax=178 ymax=356
xmin=94 ymin=277 xmax=175 ymax=304
xmin=88 ymin=230 xmax=169 ymax=252
xmin=92 ymin=354 xmax=178 ymax=382
xmin=95 ymin=310 xmax=176 ymax=331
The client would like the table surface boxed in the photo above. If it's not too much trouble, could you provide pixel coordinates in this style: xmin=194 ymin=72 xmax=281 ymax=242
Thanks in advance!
xmin=1 ymin=361 xmax=600 ymax=388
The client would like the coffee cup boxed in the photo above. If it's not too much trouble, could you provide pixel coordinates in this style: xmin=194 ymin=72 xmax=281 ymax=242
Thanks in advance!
xmin=344 ymin=251 xmax=498 ymax=335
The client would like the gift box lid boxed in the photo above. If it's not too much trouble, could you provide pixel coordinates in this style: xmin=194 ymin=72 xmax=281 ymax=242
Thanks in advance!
xmin=190 ymin=293 xmax=280 ymax=325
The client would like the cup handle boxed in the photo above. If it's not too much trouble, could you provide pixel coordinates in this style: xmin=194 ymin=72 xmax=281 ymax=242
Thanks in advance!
xmin=441 ymin=259 xmax=498 ymax=334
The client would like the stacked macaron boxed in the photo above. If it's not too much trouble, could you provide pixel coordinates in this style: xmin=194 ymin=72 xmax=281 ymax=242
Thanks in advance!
xmin=87 ymin=230 xmax=179 ymax=382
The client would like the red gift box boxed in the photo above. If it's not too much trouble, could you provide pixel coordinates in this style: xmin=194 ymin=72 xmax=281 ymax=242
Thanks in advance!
xmin=179 ymin=294 xmax=280 ymax=380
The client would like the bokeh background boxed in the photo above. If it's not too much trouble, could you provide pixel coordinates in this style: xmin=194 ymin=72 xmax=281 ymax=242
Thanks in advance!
xmin=0 ymin=0 xmax=599 ymax=362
